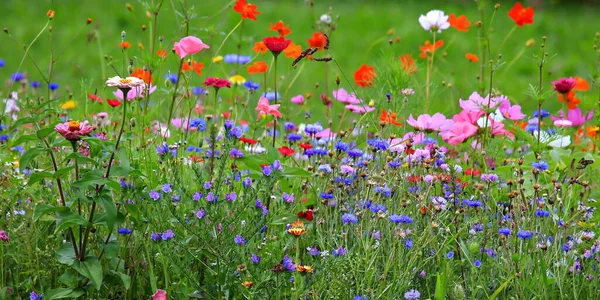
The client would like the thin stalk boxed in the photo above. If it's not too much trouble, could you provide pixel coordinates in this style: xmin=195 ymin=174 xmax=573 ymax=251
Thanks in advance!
xmin=272 ymin=56 xmax=279 ymax=148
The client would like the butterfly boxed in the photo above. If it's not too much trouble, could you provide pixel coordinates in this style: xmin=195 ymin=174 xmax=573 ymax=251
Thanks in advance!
xmin=297 ymin=210 xmax=314 ymax=221
xmin=292 ymin=33 xmax=333 ymax=67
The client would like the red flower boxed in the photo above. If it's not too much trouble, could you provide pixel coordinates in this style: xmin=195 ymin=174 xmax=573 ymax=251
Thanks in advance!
xmin=464 ymin=168 xmax=481 ymax=176
xmin=87 ymin=93 xmax=103 ymax=104
xmin=448 ymin=14 xmax=471 ymax=32
xmin=262 ymin=36 xmax=292 ymax=56
xmin=233 ymin=0 xmax=261 ymax=21
xmin=240 ymin=137 xmax=258 ymax=145
xmin=190 ymin=155 xmax=204 ymax=163
xmin=278 ymin=146 xmax=295 ymax=157
xmin=269 ymin=20 xmax=292 ymax=36
xmin=247 ymin=61 xmax=268 ymax=74
xmin=354 ymin=64 xmax=376 ymax=88
xmin=182 ymin=61 xmax=205 ymax=76
xmin=307 ymin=32 xmax=326 ymax=49
xmin=419 ymin=40 xmax=444 ymax=58
xmin=407 ymin=176 xmax=422 ymax=183
xmin=156 ymin=49 xmax=167 ymax=58
xmin=204 ymin=77 xmax=231 ymax=89
xmin=299 ymin=143 xmax=313 ymax=150
xmin=119 ymin=41 xmax=131 ymax=49
xmin=508 ymin=2 xmax=534 ymax=27
xmin=107 ymin=99 xmax=122 ymax=107
xmin=222 ymin=112 xmax=231 ymax=119
xmin=297 ymin=210 xmax=314 ymax=221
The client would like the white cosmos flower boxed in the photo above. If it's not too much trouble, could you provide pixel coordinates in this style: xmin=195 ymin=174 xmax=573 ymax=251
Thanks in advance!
xmin=106 ymin=76 xmax=145 ymax=89
xmin=477 ymin=109 xmax=505 ymax=128
xmin=534 ymin=130 xmax=571 ymax=148
xmin=418 ymin=10 xmax=450 ymax=33
xmin=245 ymin=144 xmax=267 ymax=154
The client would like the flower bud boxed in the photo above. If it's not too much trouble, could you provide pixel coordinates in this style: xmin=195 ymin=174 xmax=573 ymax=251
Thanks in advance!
xmin=47 ymin=10 xmax=55 ymax=19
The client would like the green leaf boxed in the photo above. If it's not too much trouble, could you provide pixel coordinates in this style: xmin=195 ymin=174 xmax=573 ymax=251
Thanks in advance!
xmin=20 ymin=146 xmax=45 ymax=172
xmin=53 ymin=166 xmax=75 ymax=179
xmin=271 ymin=214 xmax=298 ymax=225
xmin=11 ymin=133 xmax=39 ymax=146
xmin=435 ymin=272 xmax=447 ymax=300
xmin=44 ymin=288 xmax=84 ymax=299
xmin=489 ymin=276 xmax=514 ymax=299
xmin=72 ymin=170 xmax=108 ymax=189
xmin=10 ymin=116 xmax=39 ymax=129
xmin=36 ymin=127 xmax=56 ymax=139
xmin=64 ymin=153 xmax=99 ymax=166
xmin=54 ymin=212 xmax=90 ymax=235
xmin=281 ymin=166 xmax=310 ymax=178
xmin=34 ymin=204 xmax=69 ymax=221
xmin=55 ymin=243 xmax=77 ymax=265
xmin=28 ymin=171 xmax=54 ymax=185
xmin=99 ymin=195 xmax=117 ymax=229
xmin=110 ymin=270 xmax=131 ymax=290
xmin=72 ymin=255 xmax=103 ymax=290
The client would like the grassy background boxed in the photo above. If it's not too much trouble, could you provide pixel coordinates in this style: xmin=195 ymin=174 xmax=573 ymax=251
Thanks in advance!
xmin=0 ymin=0 xmax=598 ymax=116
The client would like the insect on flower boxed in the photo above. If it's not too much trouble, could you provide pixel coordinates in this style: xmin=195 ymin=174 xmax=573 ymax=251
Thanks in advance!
xmin=292 ymin=33 xmax=333 ymax=67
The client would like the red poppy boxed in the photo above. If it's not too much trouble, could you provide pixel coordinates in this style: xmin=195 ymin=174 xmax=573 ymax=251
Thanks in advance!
xmin=448 ymin=14 xmax=471 ymax=32
xmin=87 ymin=93 xmax=103 ymax=104
xmin=508 ymin=2 xmax=534 ymax=27
xmin=404 ymin=148 xmax=415 ymax=155
xmin=239 ymin=137 xmax=258 ymax=145
xmin=307 ymin=32 xmax=326 ymax=49
xmin=233 ymin=0 xmax=261 ymax=21
xmin=354 ymin=64 xmax=376 ymax=88
xmin=269 ymin=20 xmax=292 ymax=36
xmin=297 ymin=210 xmax=314 ymax=221
xmin=222 ymin=112 xmax=231 ymax=119
xmin=278 ymin=146 xmax=295 ymax=157
xmin=464 ymin=168 xmax=481 ymax=176
xmin=204 ymin=77 xmax=231 ymax=89
xmin=262 ymin=36 xmax=292 ymax=55
xmin=107 ymin=99 xmax=122 ymax=107
xmin=299 ymin=143 xmax=313 ymax=150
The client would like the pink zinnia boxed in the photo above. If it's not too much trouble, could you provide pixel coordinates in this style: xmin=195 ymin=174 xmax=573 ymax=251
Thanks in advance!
xmin=407 ymin=113 xmax=454 ymax=132
xmin=442 ymin=122 xmax=478 ymax=145
xmin=54 ymin=121 xmax=94 ymax=141
xmin=204 ymin=77 xmax=231 ymax=89
xmin=173 ymin=36 xmax=209 ymax=59
xmin=551 ymin=77 xmax=576 ymax=94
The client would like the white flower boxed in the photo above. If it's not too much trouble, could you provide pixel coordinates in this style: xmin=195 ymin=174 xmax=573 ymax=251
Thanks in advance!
xmin=319 ymin=14 xmax=332 ymax=24
xmin=245 ymin=144 xmax=267 ymax=154
xmin=418 ymin=10 xmax=450 ymax=33
xmin=106 ymin=76 xmax=145 ymax=89
xmin=534 ymin=130 xmax=571 ymax=148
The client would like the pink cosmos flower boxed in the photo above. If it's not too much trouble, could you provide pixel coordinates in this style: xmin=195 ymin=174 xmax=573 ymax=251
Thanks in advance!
xmin=114 ymin=85 xmax=157 ymax=101
xmin=315 ymin=128 xmax=337 ymax=139
xmin=152 ymin=289 xmax=168 ymax=300
xmin=488 ymin=119 xmax=514 ymax=139
xmin=152 ymin=121 xmax=171 ymax=138
xmin=442 ymin=122 xmax=478 ymax=145
xmin=407 ymin=113 xmax=454 ymax=132
xmin=452 ymin=109 xmax=483 ymax=124
xmin=54 ymin=121 xmax=94 ymax=141
xmin=388 ymin=138 xmax=406 ymax=152
xmin=106 ymin=76 xmax=145 ymax=89
xmin=173 ymin=36 xmax=209 ymax=59
xmin=498 ymin=101 xmax=526 ymax=120
xmin=551 ymin=108 xmax=593 ymax=127
xmin=255 ymin=96 xmax=282 ymax=120
xmin=553 ymin=119 xmax=573 ymax=127
xmin=291 ymin=95 xmax=305 ymax=105
xmin=171 ymin=118 xmax=191 ymax=131
xmin=332 ymin=88 xmax=363 ymax=105
xmin=345 ymin=104 xmax=375 ymax=114
xmin=551 ymin=77 xmax=576 ymax=94
xmin=459 ymin=92 xmax=506 ymax=112
xmin=404 ymin=131 xmax=425 ymax=144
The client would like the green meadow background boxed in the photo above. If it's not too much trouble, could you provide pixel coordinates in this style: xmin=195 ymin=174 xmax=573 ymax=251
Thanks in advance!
xmin=0 ymin=0 xmax=598 ymax=116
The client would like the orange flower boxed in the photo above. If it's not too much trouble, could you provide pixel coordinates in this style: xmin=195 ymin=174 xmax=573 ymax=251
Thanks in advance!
xmin=419 ymin=40 xmax=444 ymax=58
xmin=253 ymin=41 xmax=267 ymax=54
xmin=307 ymin=32 xmax=326 ymax=49
xmin=156 ymin=49 xmax=167 ymax=58
xmin=119 ymin=41 xmax=131 ymax=49
xmin=247 ymin=61 xmax=268 ymax=74
xmin=233 ymin=0 xmax=261 ymax=21
xmin=182 ymin=61 xmax=205 ymax=76
xmin=283 ymin=42 xmax=301 ymax=58
xmin=448 ymin=14 xmax=471 ymax=32
xmin=269 ymin=20 xmax=292 ymax=37
xmin=399 ymin=54 xmax=417 ymax=75
xmin=574 ymin=76 xmax=590 ymax=91
xmin=586 ymin=126 xmax=599 ymax=139
xmin=465 ymin=53 xmax=479 ymax=62
xmin=130 ymin=68 xmax=153 ymax=84
xmin=558 ymin=91 xmax=581 ymax=109
xmin=354 ymin=64 xmax=375 ymax=88
xmin=379 ymin=109 xmax=403 ymax=126
xmin=508 ymin=2 xmax=534 ymax=27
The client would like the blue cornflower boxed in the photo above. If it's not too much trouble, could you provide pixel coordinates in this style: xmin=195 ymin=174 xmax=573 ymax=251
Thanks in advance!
xmin=348 ymin=149 xmax=363 ymax=158
xmin=517 ymin=231 xmax=533 ymax=239
xmin=193 ymin=192 xmax=203 ymax=201
xmin=192 ymin=87 xmax=206 ymax=95
xmin=535 ymin=210 xmax=550 ymax=217
xmin=287 ymin=133 xmax=302 ymax=142
xmin=532 ymin=160 xmax=549 ymax=171
xmin=370 ymin=203 xmax=387 ymax=213
xmin=150 ymin=232 xmax=161 ymax=241
xmin=226 ymin=192 xmax=237 ymax=202
xmin=11 ymin=73 xmax=24 ymax=81
xmin=332 ymin=246 xmax=347 ymax=256
xmin=206 ymin=192 xmax=218 ymax=202
xmin=189 ymin=118 xmax=207 ymax=131
xmin=243 ymin=81 xmax=260 ymax=91
xmin=0 ymin=59 xmax=4 ymax=67
xmin=30 ymin=81 xmax=41 ymax=88
xmin=204 ymin=181 xmax=212 ymax=190
xmin=251 ymin=254 xmax=261 ymax=264
xmin=49 ymin=82 xmax=59 ymax=90
xmin=117 ymin=227 xmax=133 ymax=235
xmin=354 ymin=297 xmax=369 ymax=300
xmin=498 ymin=227 xmax=512 ymax=236
xmin=262 ymin=165 xmax=273 ymax=176
xmin=161 ymin=229 xmax=174 ymax=241
xmin=446 ymin=251 xmax=454 ymax=259
xmin=161 ymin=184 xmax=172 ymax=193
xmin=229 ymin=148 xmax=244 ymax=158
xmin=532 ymin=109 xmax=550 ymax=119
xmin=307 ymin=247 xmax=320 ymax=256
xmin=242 ymin=177 xmax=252 ymax=188
xmin=149 ymin=190 xmax=161 ymax=201
xmin=463 ymin=199 xmax=483 ymax=207
xmin=335 ymin=140 xmax=349 ymax=152
xmin=156 ymin=143 xmax=175 ymax=156
xmin=196 ymin=209 xmax=206 ymax=219
xmin=165 ymin=74 xmax=178 ymax=84
xmin=367 ymin=138 xmax=389 ymax=151
xmin=341 ymin=213 xmax=358 ymax=224
xmin=318 ymin=164 xmax=332 ymax=173
xmin=261 ymin=91 xmax=280 ymax=101
xmin=320 ymin=192 xmax=334 ymax=199
xmin=405 ymin=238 xmax=413 ymax=249
xmin=284 ymin=122 xmax=296 ymax=131
xmin=474 ymin=260 xmax=482 ymax=268
xmin=186 ymin=146 xmax=201 ymax=152
xmin=281 ymin=255 xmax=296 ymax=272
xmin=389 ymin=214 xmax=413 ymax=224
xmin=234 ymin=234 xmax=246 ymax=245
xmin=30 ymin=291 xmax=43 ymax=300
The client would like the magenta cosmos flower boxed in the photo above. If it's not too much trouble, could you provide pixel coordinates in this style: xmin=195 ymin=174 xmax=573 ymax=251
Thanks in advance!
xmin=551 ymin=77 xmax=576 ymax=94
xmin=345 ymin=104 xmax=375 ymax=114
xmin=442 ymin=122 xmax=478 ymax=145
xmin=551 ymin=108 xmax=593 ymax=127
xmin=114 ymin=85 xmax=157 ymax=101
xmin=290 ymin=95 xmax=305 ymax=105
xmin=55 ymin=120 xmax=94 ymax=141
xmin=204 ymin=77 xmax=231 ymax=89
xmin=173 ymin=36 xmax=209 ymax=59
xmin=459 ymin=92 xmax=506 ymax=112
xmin=332 ymin=88 xmax=363 ymax=105
xmin=407 ymin=113 xmax=454 ymax=132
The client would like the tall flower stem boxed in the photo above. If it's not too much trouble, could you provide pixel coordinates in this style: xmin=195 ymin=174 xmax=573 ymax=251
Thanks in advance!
xmin=165 ymin=59 xmax=185 ymax=142
xmin=425 ymin=31 xmax=436 ymax=110
xmin=70 ymin=140 xmax=82 ymax=249
xmin=272 ymin=56 xmax=279 ymax=148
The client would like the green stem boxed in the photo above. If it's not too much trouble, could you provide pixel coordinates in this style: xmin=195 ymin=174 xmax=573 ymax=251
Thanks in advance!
xmin=164 ymin=58 xmax=185 ymax=142
xmin=272 ymin=55 xmax=279 ymax=148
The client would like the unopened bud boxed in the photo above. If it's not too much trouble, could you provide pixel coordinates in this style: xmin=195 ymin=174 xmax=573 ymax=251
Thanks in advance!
xmin=494 ymin=3 xmax=500 ymax=9
xmin=121 ymin=31 xmax=126 ymax=39
xmin=126 ymin=3 xmax=133 ymax=11
xmin=86 ymin=18 xmax=92 ymax=24
xmin=142 ymin=25 xmax=147 ymax=31
xmin=47 ymin=10 xmax=55 ymax=19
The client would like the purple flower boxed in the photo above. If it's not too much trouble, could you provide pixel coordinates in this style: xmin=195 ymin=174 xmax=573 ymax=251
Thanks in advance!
xmin=161 ymin=184 xmax=172 ymax=193
xmin=196 ymin=209 xmax=206 ymax=219
xmin=206 ymin=192 xmax=217 ymax=202
xmin=307 ymin=247 xmax=320 ymax=256
xmin=193 ymin=192 xmax=203 ymax=201
xmin=474 ymin=260 xmax=482 ymax=268
xmin=161 ymin=229 xmax=174 ymax=241
xmin=272 ymin=160 xmax=282 ymax=171
xmin=30 ymin=291 xmax=43 ymax=300
xmin=149 ymin=190 xmax=161 ymax=201
xmin=332 ymin=246 xmax=347 ymax=256
xmin=204 ymin=181 xmax=212 ymax=190
xmin=234 ymin=234 xmax=246 ymax=245
xmin=405 ymin=238 xmax=413 ymax=249
xmin=281 ymin=255 xmax=296 ymax=272
xmin=251 ymin=254 xmax=261 ymax=264
xmin=282 ymin=193 xmax=295 ymax=203
xmin=151 ymin=232 xmax=161 ymax=241
xmin=341 ymin=213 xmax=358 ymax=224
xmin=404 ymin=289 xmax=421 ymax=300
xmin=446 ymin=251 xmax=454 ymax=259
xmin=262 ymin=165 xmax=273 ymax=176
xmin=517 ymin=230 xmax=533 ymax=239
xmin=117 ymin=227 xmax=133 ymax=235
xmin=498 ymin=227 xmax=512 ymax=236
xmin=389 ymin=214 xmax=413 ymax=224
xmin=226 ymin=192 xmax=237 ymax=202
xmin=242 ymin=177 xmax=252 ymax=188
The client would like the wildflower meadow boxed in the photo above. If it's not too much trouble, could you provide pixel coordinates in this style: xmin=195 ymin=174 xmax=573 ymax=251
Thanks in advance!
xmin=1 ymin=0 xmax=600 ymax=299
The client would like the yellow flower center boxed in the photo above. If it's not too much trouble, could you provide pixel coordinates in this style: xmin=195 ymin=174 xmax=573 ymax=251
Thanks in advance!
xmin=68 ymin=121 xmax=81 ymax=130
xmin=119 ymin=78 xmax=132 ymax=84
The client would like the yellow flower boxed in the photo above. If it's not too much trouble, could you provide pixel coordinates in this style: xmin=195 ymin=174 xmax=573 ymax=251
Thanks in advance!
xmin=137 ymin=42 xmax=144 ymax=50
xmin=61 ymin=100 xmax=76 ymax=109
xmin=296 ymin=265 xmax=313 ymax=273
xmin=242 ymin=281 xmax=254 ymax=288
xmin=287 ymin=220 xmax=306 ymax=237
xmin=229 ymin=75 xmax=247 ymax=85
xmin=213 ymin=56 xmax=223 ymax=63
xmin=368 ymin=100 xmax=375 ymax=106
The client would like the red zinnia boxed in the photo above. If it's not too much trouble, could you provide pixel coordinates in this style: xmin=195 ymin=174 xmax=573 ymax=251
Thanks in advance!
xmin=354 ymin=64 xmax=376 ymax=88
xmin=299 ymin=143 xmax=313 ymax=150
xmin=239 ymin=137 xmax=258 ymax=145
xmin=204 ymin=77 xmax=231 ymax=89
xmin=107 ymin=99 xmax=122 ymax=107
xmin=278 ymin=146 xmax=295 ymax=157
xmin=508 ymin=2 xmax=534 ymax=27
xmin=262 ymin=36 xmax=292 ymax=56
xmin=233 ymin=0 xmax=261 ymax=21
